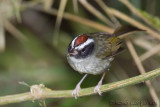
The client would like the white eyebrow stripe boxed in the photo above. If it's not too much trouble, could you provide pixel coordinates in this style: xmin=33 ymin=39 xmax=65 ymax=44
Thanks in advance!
xmin=71 ymin=36 xmax=78 ymax=48
xmin=75 ymin=38 xmax=94 ymax=50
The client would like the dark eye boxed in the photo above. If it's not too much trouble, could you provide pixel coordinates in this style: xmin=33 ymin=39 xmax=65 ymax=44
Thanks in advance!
xmin=74 ymin=42 xmax=94 ymax=59
xmin=81 ymin=48 xmax=85 ymax=53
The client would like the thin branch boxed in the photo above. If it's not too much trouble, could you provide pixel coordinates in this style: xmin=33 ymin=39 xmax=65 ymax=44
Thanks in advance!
xmin=126 ymin=38 xmax=146 ymax=73
xmin=133 ymin=37 xmax=160 ymax=56
xmin=0 ymin=67 xmax=160 ymax=105
xmin=54 ymin=0 xmax=67 ymax=31
xmin=79 ymin=0 xmax=114 ymax=27
xmin=35 ymin=7 xmax=114 ymax=33
xmin=95 ymin=0 xmax=120 ymax=27
xmin=108 ymin=7 xmax=160 ymax=40
xmin=140 ymin=44 xmax=160 ymax=62
xmin=0 ymin=18 xmax=5 ymax=52
xmin=3 ymin=20 xmax=27 ymax=41
xmin=119 ymin=0 xmax=160 ymax=32
xmin=53 ymin=0 xmax=67 ymax=45
xmin=133 ymin=37 xmax=154 ymax=50
xmin=43 ymin=0 xmax=55 ymax=10
xmin=126 ymin=38 xmax=159 ymax=106
xmin=12 ymin=0 xmax=22 ymax=23
xmin=73 ymin=0 xmax=78 ymax=13
xmin=22 ymin=0 xmax=42 ymax=8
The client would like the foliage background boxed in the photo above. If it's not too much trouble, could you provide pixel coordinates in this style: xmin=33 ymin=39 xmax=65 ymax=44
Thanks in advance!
xmin=0 ymin=0 xmax=160 ymax=107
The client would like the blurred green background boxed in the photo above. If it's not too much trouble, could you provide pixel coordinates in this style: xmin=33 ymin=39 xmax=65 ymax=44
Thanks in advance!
xmin=0 ymin=0 xmax=160 ymax=107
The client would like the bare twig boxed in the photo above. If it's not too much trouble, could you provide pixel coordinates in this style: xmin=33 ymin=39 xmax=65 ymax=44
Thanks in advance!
xmin=79 ymin=0 xmax=114 ymax=27
xmin=95 ymin=0 xmax=120 ymax=27
xmin=133 ymin=37 xmax=160 ymax=56
xmin=73 ymin=0 xmax=78 ymax=13
xmin=12 ymin=0 xmax=22 ymax=23
xmin=53 ymin=0 xmax=68 ymax=45
xmin=119 ymin=0 xmax=160 ymax=32
xmin=108 ymin=7 xmax=160 ymax=40
xmin=43 ymin=0 xmax=54 ymax=10
xmin=133 ymin=37 xmax=154 ymax=50
xmin=126 ymin=38 xmax=159 ymax=106
xmin=140 ymin=44 xmax=160 ymax=62
xmin=0 ymin=18 xmax=5 ymax=52
xmin=35 ymin=7 xmax=114 ymax=33
xmin=4 ymin=20 xmax=27 ymax=41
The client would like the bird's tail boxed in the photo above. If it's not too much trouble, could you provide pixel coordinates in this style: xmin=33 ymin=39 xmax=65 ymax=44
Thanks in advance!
xmin=113 ymin=25 xmax=144 ymax=37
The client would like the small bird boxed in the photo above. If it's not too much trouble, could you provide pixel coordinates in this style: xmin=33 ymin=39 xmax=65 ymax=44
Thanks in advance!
xmin=67 ymin=25 xmax=142 ymax=99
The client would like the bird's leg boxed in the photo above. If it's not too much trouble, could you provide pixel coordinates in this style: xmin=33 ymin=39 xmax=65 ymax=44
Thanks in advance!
xmin=94 ymin=72 xmax=106 ymax=95
xmin=72 ymin=74 xmax=88 ymax=99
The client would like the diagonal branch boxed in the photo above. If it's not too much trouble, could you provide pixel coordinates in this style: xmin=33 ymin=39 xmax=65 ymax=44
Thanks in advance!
xmin=79 ymin=0 xmax=114 ymax=27
xmin=108 ymin=8 xmax=160 ymax=40
xmin=4 ymin=20 xmax=27 ymax=41
xmin=35 ymin=7 xmax=114 ymax=33
xmin=126 ymin=38 xmax=159 ymax=106
xmin=140 ymin=44 xmax=160 ymax=62
xmin=119 ymin=0 xmax=160 ymax=32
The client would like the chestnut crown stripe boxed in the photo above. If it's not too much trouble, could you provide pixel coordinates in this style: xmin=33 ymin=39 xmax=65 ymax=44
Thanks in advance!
xmin=75 ymin=35 xmax=88 ymax=46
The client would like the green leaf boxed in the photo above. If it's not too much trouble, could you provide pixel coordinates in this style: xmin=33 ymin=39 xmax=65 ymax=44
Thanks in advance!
xmin=137 ymin=9 xmax=160 ymax=29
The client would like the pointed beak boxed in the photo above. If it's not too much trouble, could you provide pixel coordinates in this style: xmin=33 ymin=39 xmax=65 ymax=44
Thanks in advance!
xmin=67 ymin=50 xmax=78 ymax=56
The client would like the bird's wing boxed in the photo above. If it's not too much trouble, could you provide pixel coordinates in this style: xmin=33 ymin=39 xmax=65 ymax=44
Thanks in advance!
xmin=90 ymin=32 xmax=124 ymax=59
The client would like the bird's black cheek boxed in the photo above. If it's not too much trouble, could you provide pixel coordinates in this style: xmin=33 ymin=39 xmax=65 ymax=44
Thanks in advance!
xmin=75 ymin=43 xmax=94 ymax=59
xmin=80 ymin=48 xmax=89 ymax=57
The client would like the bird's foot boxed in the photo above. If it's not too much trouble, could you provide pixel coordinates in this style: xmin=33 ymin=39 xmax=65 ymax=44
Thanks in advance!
xmin=94 ymin=72 xmax=106 ymax=96
xmin=72 ymin=85 xmax=81 ymax=99
xmin=94 ymin=84 xmax=102 ymax=96
xmin=72 ymin=74 xmax=88 ymax=99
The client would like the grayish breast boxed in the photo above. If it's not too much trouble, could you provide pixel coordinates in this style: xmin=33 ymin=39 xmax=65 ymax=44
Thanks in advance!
xmin=67 ymin=55 xmax=114 ymax=75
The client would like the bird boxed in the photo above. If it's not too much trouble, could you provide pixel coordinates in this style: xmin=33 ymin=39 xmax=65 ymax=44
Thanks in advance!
xmin=66 ymin=25 xmax=143 ymax=99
